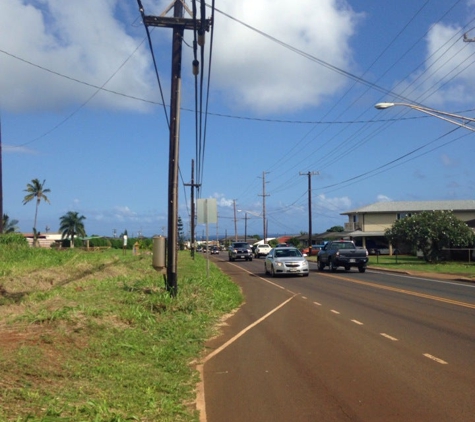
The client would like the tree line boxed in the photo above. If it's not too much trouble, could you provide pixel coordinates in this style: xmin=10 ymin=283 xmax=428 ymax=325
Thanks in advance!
xmin=3 ymin=178 xmax=85 ymax=247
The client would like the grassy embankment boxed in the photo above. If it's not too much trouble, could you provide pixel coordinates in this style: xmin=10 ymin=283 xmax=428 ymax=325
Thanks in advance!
xmin=0 ymin=246 xmax=242 ymax=421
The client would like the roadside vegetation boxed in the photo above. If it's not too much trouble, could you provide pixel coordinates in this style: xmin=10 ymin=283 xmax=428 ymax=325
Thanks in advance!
xmin=366 ymin=254 xmax=475 ymax=279
xmin=0 ymin=239 xmax=243 ymax=421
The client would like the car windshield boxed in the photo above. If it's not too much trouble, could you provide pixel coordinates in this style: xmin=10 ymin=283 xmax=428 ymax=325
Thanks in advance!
xmin=234 ymin=243 xmax=249 ymax=248
xmin=275 ymin=249 xmax=301 ymax=258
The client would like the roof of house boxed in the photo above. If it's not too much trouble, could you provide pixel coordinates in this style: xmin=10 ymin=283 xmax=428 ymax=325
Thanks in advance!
xmin=341 ymin=200 xmax=475 ymax=215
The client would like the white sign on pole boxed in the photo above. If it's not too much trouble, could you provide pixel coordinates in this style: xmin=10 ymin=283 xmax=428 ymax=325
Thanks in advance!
xmin=197 ymin=198 xmax=217 ymax=224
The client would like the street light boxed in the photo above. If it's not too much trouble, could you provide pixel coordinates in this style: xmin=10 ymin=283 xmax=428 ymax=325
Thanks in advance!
xmin=374 ymin=102 xmax=475 ymax=132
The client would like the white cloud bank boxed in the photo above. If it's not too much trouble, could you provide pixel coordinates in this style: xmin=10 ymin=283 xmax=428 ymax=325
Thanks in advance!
xmin=210 ymin=0 xmax=362 ymax=114
xmin=0 ymin=0 xmax=154 ymax=112
xmin=0 ymin=0 xmax=362 ymax=115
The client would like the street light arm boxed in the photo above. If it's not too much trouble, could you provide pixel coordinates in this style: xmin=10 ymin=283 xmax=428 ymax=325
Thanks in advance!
xmin=375 ymin=102 xmax=475 ymax=132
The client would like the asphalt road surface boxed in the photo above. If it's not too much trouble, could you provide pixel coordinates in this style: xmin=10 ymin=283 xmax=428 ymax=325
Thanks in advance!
xmin=198 ymin=254 xmax=475 ymax=422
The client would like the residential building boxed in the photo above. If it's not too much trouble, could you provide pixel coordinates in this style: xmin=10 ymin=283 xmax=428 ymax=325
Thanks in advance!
xmin=340 ymin=200 xmax=475 ymax=254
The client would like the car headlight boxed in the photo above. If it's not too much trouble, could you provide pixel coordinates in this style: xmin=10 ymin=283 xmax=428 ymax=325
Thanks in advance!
xmin=276 ymin=262 xmax=283 ymax=267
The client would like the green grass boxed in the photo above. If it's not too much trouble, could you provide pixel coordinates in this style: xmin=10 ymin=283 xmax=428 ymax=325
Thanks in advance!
xmin=368 ymin=254 xmax=475 ymax=278
xmin=307 ymin=253 xmax=475 ymax=279
xmin=0 ymin=247 xmax=243 ymax=421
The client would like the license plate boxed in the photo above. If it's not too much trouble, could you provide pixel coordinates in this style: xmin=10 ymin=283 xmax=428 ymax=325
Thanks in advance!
xmin=289 ymin=268 xmax=298 ymax=272
xmin=240 ymin=255 xmax=246 ymax=258
xmin=349 ymin=259 xmax=355 ymax=263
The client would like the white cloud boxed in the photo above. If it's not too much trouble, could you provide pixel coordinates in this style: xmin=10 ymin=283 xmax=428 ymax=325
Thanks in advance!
xmin=207 ymin=0 xmax=362 ymax=114
xmin=440 ymin=153 xmax=456 ymax=167
xmin=213 ymin=192 xmax=234 ymax=207
xmin=0 ymin=0 xmax=155 ymax=113
xmin=3 ymin=144 xmax=36 ymax=154
xmin=376 ymin=194 xmax=392 ymax=202
xmin=113 ymin=206 xmax=137 ymax=220
xmin=394 ymin=21 xmax=475 ymax=107
xmin=0 ymin=0 xmax=363 ymax=116
xmin=316 ymin=193 xmax=352 ymax=210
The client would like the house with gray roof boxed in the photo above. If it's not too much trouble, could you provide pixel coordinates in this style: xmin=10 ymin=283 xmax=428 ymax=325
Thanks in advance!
xmin=340 ymin=200 xmax=475 ymax=254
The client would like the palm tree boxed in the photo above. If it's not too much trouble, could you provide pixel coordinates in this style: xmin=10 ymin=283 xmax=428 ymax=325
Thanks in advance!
xmin=22 ymin=179 xmax=51 ymax=235
xmin=59 ymin=211 xmax=86 ymax=248
xmin=2 ymin=214 xmax=19 ymax=233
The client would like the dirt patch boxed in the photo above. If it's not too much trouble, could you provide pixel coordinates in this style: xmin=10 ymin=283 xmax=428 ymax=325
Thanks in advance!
xmin=0 ymin=260 xmax=127 ymax=382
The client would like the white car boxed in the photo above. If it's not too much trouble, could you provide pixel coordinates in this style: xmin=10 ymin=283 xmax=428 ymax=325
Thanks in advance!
xmin=254 ymin=243 xmax=272 ymax=258
xmin=264 ymin=247 xmax=309 ymax=277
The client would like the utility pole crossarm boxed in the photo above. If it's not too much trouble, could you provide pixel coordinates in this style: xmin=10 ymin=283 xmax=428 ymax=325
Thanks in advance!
xmin=143 ymin=15 xmax=210 ymax=30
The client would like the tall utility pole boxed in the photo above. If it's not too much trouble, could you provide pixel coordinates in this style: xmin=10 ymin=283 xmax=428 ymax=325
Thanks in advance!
xmin=233 ymin=200 xmax=238 ymax=241
xmin=139 ymin=1 xmax=211 ymax=296
xmin=0 ymin=118 xmax=3 ymax=234
xmin=184 ymin=159 xmax=200 ymax=259
xmin=259 ymin=172 xmax=270 ymax=242
xmin=300 ymin=171 xmax=319 ymax=256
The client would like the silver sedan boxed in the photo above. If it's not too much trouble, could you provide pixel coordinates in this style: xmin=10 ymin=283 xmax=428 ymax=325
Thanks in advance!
xmin=264 ymin=247 xmax=309 ymax=277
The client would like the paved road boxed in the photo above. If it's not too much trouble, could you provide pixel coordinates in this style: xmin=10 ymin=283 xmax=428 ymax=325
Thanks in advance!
xmin=199 ymin=254 xmax=475 ymax=422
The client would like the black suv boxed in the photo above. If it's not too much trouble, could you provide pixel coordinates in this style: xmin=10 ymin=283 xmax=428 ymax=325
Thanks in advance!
xmin=228 ymin=242 xmax=253 ymax=261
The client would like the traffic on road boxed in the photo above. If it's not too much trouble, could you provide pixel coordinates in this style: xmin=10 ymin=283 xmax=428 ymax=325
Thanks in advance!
xmin=200 ymin=253 xmax=475 ymax=422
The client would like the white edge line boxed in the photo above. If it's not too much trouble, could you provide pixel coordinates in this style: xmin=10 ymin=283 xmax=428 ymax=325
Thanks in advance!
xmin=423 ymin=353 xmax=448 ymax=364
xmin=197 ymin=294 xmax=298 ymax=422
xmin=380 ymin=333 xmax=398 ymax=341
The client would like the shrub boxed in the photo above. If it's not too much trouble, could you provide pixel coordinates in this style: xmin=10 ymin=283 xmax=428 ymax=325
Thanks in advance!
xmin=0 ymin=233 xmax=28 ymax=246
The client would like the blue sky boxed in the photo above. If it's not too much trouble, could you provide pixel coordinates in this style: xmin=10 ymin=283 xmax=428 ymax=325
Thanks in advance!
xmin=1 ymin=0 xmax=475 ymax=239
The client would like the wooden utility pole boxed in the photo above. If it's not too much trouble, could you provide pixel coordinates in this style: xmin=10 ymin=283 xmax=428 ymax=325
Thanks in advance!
xmin=184 ymin=159 xmax=200 ymax=259
xmin=299 ymin=171 xmax=319 ymax=255
xmin=233 ymin=200 xmax=238 ymax=241
xmin=259 ymin=172 xmax=269 ymax=242
xmin=139 ymin=0 xmax=211 ymax=296
xmin=0 ymin=118 xmax=3 ymax=234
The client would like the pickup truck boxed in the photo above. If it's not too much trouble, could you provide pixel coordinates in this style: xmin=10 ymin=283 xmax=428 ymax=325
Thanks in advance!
xmin=317 ymin=240 xmax=368 ymax=273
xmin=228 ymin=242 xmax=253 ymax=262
xmin=254 ymin=243 xmax=272 ymax=258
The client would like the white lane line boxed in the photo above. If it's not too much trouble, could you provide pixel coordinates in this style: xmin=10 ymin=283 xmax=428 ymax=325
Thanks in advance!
xmin=301 ymin=296 xmax=308 ymax=300
xmin=313 ymin=301 xmax=322 ymax=306
xmin=380 ymin=333 xmax=398 ymax=341
xmin=424 ymin=354 xmax=448 ymax=365
xmin=196 ymin=294 xmax=298 ymax=422
xmin=351 ymin=319 xmax=364 ymax=325
xmin=331 ymin=310 xmax=340 ymax=314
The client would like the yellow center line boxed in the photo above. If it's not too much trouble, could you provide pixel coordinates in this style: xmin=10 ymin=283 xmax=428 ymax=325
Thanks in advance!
xmin=324 ymin=274 xmax=475 ymax=310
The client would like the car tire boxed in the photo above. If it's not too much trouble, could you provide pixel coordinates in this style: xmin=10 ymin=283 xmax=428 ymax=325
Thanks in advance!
xmin=345 ymin=266 xmax=350 ymax=271
xmin=329 ymin=260 xmax=337 ymax=272
xmin=271 ymin=266 xmax=277 ymax=277
xmin=358 ymin=266 xmax=366 ymax=273
xmin=318 ymin=260 xmax=325 ymax=271
xmin=228 ymin=255 xmax=231 ymax=262
xmin=264 ymin=264 xmax=269 ymax=275
xmin=249 ymin=257 xmax=253 ymax=261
